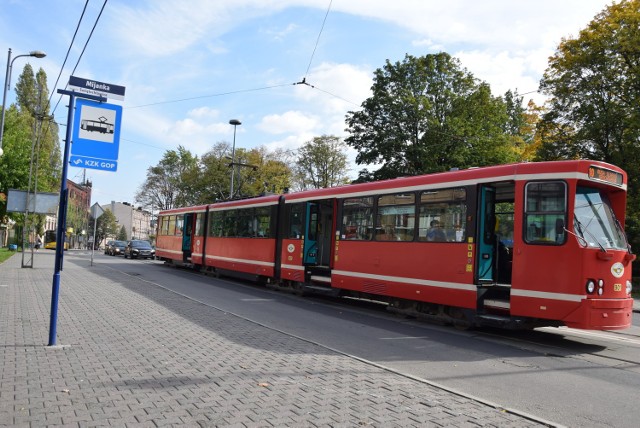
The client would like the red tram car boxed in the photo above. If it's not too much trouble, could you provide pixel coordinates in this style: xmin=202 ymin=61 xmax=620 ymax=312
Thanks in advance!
xmin=155 ymin=160 xmax=635 ymax=330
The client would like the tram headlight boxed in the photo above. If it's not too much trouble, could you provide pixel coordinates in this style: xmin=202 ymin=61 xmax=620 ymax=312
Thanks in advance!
xmin=627 ymin=280 xmax=633 ymax=295
xmin=597 ymin=286 xmax=604 ymax=296
xmin=598 ymin=279 xmax=604 ymax=288
xmin=586 ymin=279 xmax=596 ymax=294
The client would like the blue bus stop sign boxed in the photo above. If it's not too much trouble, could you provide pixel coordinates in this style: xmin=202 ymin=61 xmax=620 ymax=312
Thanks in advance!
xmin=70 ymin=98 xmax=123 ymax=171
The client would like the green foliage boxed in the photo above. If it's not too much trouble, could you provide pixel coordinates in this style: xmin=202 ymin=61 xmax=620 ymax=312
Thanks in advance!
xmin=538 ymin=0 xmax=640 ymax=250
xmin=117 ymin=225 xmax=128 ymax=241
xmin=293 ymin=135 xmax=350 ymax=190
xmin=0 ymin=64 xmax=60 ymax=224
xmin=345 ymin=53 xmax=526 ymax=181
xmin=136 ymin=143 xmax=294 ymax=206
xmin=135 ymin=145 xmax=199 ymax=210
xmin=90 ymin=209 xmax=118 ymax=248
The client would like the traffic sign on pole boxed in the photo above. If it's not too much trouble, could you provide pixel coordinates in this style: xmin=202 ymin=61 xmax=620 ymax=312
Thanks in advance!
xmin=70 ymin=98 xmax=123 ymax=172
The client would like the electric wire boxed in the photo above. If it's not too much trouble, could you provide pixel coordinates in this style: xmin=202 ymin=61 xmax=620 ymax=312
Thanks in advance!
xmin=303 ymin=0 xmax=332 ymax=80
xmin=126 ymin=83 xmax=293 ymax=109
xmin=51 ymin=0 xmax=109 ymax=118
xmin=46 ymin=0 xmax=89 ymax=111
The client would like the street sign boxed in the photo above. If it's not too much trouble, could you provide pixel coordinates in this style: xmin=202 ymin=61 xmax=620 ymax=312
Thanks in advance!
xmin=70 ymin=98 xmax=123 ymax=172
xmin=68 ymin=76 xmax=126 ymax=101
xmin=91 ymin=202 xmax=104 ymax=219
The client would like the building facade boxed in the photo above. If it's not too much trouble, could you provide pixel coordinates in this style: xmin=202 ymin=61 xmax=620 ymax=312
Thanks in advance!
xmin=101 ymin=201 xmax=153 ymax=241
xmin=66 ymin=179 xmax=92 ymax=248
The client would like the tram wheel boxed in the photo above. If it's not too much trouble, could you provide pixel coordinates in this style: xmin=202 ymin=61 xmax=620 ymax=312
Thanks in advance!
xmin=449 ymin=307 xmax=472 ymax=330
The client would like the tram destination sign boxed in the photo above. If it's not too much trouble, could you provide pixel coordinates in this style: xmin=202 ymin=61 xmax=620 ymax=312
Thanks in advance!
xmin=588 ymin=165 xmax=623 ymax=186
xmin=68 ymin=76 xmax=126 ymax=101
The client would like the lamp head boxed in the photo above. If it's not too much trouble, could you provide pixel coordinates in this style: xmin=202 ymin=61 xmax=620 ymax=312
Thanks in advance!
xmin=29 ymin=51 xmax=47 ymax=58
xmin=229 ymin=119 xmax=241 ymax=126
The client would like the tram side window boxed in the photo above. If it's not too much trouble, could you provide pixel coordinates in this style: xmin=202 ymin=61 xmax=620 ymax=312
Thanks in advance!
xmin=175 ymin=216 xmax=184 ymax=236
xmin=255 ymin=207 xmax=272 ymax=238
xmin=223 ymin=210 xmax=238 ymax=237
xmin=167 ymin=215 xmax=176 ymax=236
xmin=236 ymin=208 xmax=254 ymax=237
xmin=341 ymin=197 xmax=373 ymax=240
xmin=418 ymin=188 xmax=467 ymax=242
xmin=376 ymin=193 xmax=415 ymax=241
xmin=159 ymin=216 xmax=167 ymax=235
xmin=208 ymin=211 xmax=224 ymax=237
xmin=195 ymin=213 xmax=204 ymax=237
xmin=286 ymin=203 xmax=304 ymax=239
xmin=524 ymin=181 xmax=566 ymax=245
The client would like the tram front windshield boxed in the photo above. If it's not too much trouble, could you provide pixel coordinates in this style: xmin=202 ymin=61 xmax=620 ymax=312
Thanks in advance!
xmin=574 ymin=187 xmax=627 ymax=250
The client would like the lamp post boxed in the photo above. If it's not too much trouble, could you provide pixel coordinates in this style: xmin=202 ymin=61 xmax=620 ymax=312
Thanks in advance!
xmin=0 ymin=48 xmax=46 ymax=156
xmin=229 ymin=119 xmax=241 ymax=199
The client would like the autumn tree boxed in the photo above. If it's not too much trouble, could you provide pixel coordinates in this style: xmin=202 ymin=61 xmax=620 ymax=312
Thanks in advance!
xmin=135 ymin=146 xmax=199 ymax=210
xmin=345 ymin=53 xmax=525 ymax=181
xmin=189 ymin=143 xmax=293 ymax=202
xmin=537 ymin=0 xmax=640 ymax=250
xmin=292 ymin=135 xmax=350 ymax=190
xmin=233 ymin=146 xmax=293 ymax=198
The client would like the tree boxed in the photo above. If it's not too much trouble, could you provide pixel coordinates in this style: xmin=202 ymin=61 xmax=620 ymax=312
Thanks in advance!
xmin=117 ymin=225 xmax=128 ymax=241
xmin=537 ymin=0 xmax=640 ymax=250
xmin=186 ymin=143 xmax=293 ymax=203
xmin=90 ymin=208 xmax=117 ymax=248
xmin=235 ymin=146 xmax=293 ymax=197
xmin=0 ymin=64 xmax=60 ymax=223
xmin=345 ymin=53 xmax=521 ymax=181
xmin=135 ymin=146 xmax=199 ymax=211
xmin=293 ymin=135 xmax=350 ymax=190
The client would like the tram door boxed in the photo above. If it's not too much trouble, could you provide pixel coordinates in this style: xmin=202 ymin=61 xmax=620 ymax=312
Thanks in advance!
xmin=182 ymin=213 xmax=193 ymax=261
xmin=477 ymin=186 xmax=496 ymax=282
xmin=303 ymin=203 xmax=319 ymax=264
xmin=303 ymin=200 xmax=333 ymax=266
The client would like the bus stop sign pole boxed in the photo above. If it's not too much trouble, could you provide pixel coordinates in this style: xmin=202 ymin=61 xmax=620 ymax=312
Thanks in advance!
xmin=48 ymin=89 xmax=105 ymax=347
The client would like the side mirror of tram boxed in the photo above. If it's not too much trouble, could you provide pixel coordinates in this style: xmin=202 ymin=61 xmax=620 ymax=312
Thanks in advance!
xmin=555 ymin=218 xmax=565 ymax=235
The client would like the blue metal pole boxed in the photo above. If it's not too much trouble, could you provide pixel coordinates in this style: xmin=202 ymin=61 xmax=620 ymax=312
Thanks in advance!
xmin=48 ymin=92 xmax=74 ymax=346
xmin=48 ymin=90 xmax=105 ymax=346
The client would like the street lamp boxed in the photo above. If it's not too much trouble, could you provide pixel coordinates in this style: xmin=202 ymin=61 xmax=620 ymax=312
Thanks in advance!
xmin=229 ymin=119 xmax=241 ymax=199
xmin=0 ymin=48 xmax=46 ymax=156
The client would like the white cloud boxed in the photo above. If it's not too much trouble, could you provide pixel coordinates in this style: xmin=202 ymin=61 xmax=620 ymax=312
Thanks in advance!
xmin=258 ymin=111 xmax=318 ymax=134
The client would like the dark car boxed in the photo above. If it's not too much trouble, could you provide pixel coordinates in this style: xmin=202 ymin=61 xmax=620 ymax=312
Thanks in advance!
xmin=124 ymin=240 xmax=156 ymax=259
xmin=104 ymin=240 xmax=114 ymax=255
xmin=108 ymin=240 xmax=127 ymax=256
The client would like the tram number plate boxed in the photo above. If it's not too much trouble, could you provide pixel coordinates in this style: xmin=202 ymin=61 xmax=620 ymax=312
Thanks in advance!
xmin=613 ymin=283 xmax=622 ymax=292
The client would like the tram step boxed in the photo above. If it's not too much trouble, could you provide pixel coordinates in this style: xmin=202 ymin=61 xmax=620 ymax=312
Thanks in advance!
xmin=302 ymin=284 xmax=339 ymax=297
xmin=483 ymin=299 xmax=510 ymax=310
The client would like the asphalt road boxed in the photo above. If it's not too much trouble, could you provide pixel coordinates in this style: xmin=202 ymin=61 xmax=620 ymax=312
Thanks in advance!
xmin=97 ymin=254 xmax=640 ymax=427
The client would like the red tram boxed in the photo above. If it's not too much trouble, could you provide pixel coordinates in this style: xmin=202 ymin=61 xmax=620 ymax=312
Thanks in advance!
xmin=155 ymin=160 xmax=635 ymax=330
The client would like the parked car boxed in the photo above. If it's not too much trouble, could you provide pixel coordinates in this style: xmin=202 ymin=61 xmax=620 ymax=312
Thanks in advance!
xmin=104 ymin=240 xmax=114 ymax=255
xmin=108 ymin=240 xmax=127 ymax=256
xmin=124 ymin=240 xmax=156 ymax=259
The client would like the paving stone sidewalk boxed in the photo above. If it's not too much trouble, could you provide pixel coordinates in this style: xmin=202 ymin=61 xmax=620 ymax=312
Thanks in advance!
xmin=0 ymin=251 xmax=550 ymax=427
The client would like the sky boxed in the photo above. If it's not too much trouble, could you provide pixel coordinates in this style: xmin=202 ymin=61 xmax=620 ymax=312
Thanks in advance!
xmin=0 ymin=0 xmax=614 ymax=209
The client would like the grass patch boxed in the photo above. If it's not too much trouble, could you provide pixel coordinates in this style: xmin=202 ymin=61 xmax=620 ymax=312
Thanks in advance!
xmin=0 ymin=247 xmax=18 ymax=264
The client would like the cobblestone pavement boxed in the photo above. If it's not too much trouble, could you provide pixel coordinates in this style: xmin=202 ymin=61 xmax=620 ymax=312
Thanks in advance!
xmin=0 ymin=251 xmax=554 ymax=427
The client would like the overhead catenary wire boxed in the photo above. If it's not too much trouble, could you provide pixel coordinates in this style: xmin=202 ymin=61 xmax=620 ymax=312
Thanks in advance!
xmin=302 ymin=0 xmax=332 ymax=81
xmin=50 ymin=0 xmax=109 ymax=118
